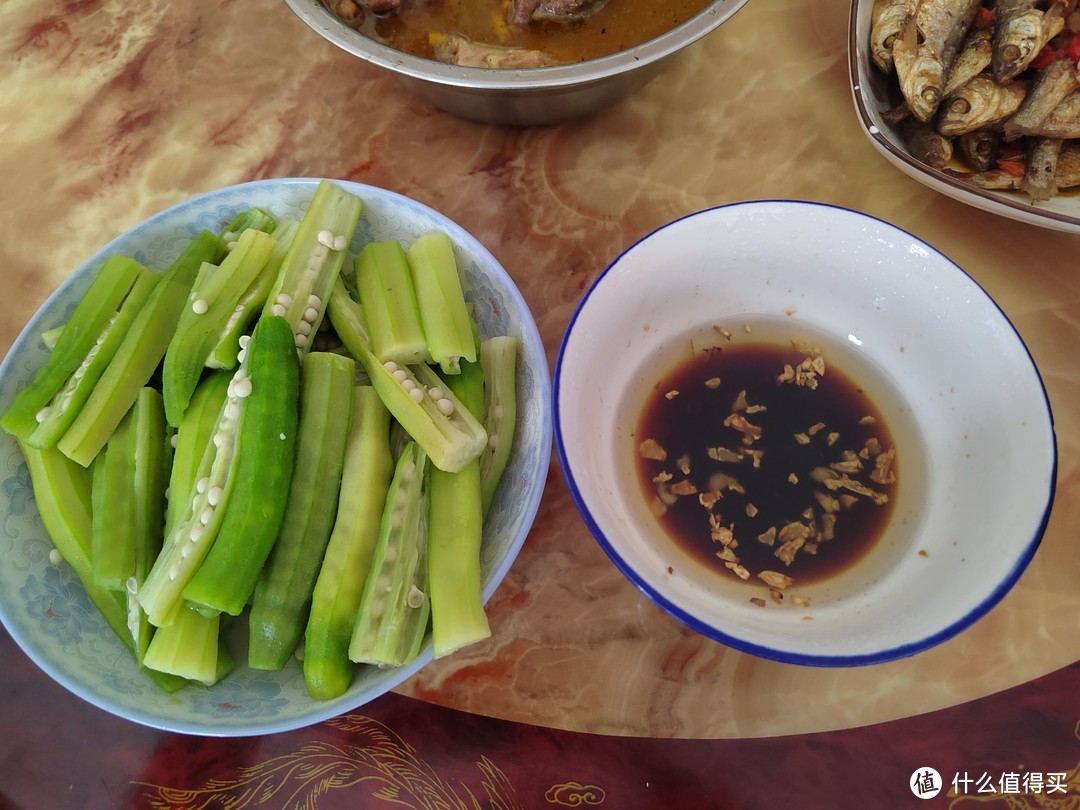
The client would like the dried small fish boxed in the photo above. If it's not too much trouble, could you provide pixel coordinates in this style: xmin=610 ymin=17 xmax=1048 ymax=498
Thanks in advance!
xmin=894 ymin=0 xmax=982 ymax=121
xmin=1003 ymin=59 xmax=1080 ymax=139
xmin=945 ymin=140 xmax=1080 ymax=188
xmin=990 ymin=0 xmax=1066 ymax=84
xmin=936 ymin=74 xmax=1029 ymax=135
xmin=1022 ymin=137 xmax=1063 ymax=201
xmin=871 ymin=0 xmax=917 ymax=73
xmin=1020 ymin=88 xmax=1080 ymax=138
xmin=955 ymin=129 xmax=1001 ymax=170
xmin=902 ymin=118 xmax=954 ymax=168
xmin=942 ymin=27 xmax=994 ymax=97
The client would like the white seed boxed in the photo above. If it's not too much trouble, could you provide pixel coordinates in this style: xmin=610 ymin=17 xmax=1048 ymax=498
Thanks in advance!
xmin=190 ymin=523 xmax=205 ymax=543
xmin=200 ymin=507 xmax=214 ymax=526
xmin=279 ymin=433 xmax=287 ymax=440
xmin=196 ymin=477 xmax=209 ymax=494
xmin=125 ymin=576 xmax=138 ymax=594
xmin=164 ymin=487 xmax=171 ymax=500
xmin=49 ymin=548 xmax=64 ymax=566
xmin=302 ymin=307 xmax=319 ymax=323
xmin=489 ymin=435 xmax=500 ymax=450
xmin=392 ymin=369 xmax=408 ymax=382
xmin=276 ymin=293 xmax=293 ymax=308
xmin=35 ymin=407 xmax=52 ymax=424
xmin=384 ymin=361 xmax=399 ymax=372
xmin=296 ymin=319 xmax=312 ymax=335
xmin=192 ymin=299 xmax=209 ymax=315
xmin=294 ymin=333 xmax=308 ymax=348
xmin=207 ymin=486 xmax=223 ymax=506
xmin=409 ymin=387 xmax=424 ymax=403
xmin=493 ymin=405 xmax=504 ymax=420
xmin=406 ymin=586 xmax=426 ymax=609
xmin=213 ymin=431 xmax=225 ymax=448
xmin=333 ymin=235 xmax=348 ymax=251
xmin=317 ymin=229 xmax=335 ymax=248
xmin=233 ymin=378 xmax=253 ymax=398
xmin=180 ymin=544 xmax=191 ymax=559
xmin=238 ymin=334 xmax=251 ymax=349
xmin=170 ymin=433 xmax=179 ymax=448
xmin=236 ymin=349 xmax=247 ymax=364
xmin=401 ymin=379 xmax=415 ymax=392
xmin=436 ymin=398 xmax=455 ymax=416
xmin=271 ymin=304 xmax=287 ymax=317
xmin=428 ymin=387 xmax=444 ymax=401
xmin=168 ymin=563 xmax=180 ymax=582
xmin=307 ymin=294 xmax=321 ymax=309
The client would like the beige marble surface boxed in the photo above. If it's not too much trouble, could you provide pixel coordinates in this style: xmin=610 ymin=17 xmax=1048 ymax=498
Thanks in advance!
xmin=1 ymin=0 xmax=1078 ymax=739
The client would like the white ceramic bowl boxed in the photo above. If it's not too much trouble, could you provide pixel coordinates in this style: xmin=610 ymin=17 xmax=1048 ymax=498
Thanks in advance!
xmin=554 ymin=200 xmax=1056 ymax=666
xmin=848 ymin=0 xmax=1080 ymax=234
xmin=0 ymin=178 xmax=552 ymax=734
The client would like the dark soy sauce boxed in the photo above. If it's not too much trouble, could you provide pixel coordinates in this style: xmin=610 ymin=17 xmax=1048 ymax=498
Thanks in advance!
xmin=634 ymin=341 xmax=899 ymax=587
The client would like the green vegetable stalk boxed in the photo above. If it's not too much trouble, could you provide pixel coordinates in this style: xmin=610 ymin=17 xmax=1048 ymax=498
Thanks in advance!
xmin=355 ymin=241 xmax=428 ymax=365
xmin=248 ymin=352 xmax=354 ymax=671
xmin=407 ymin=232 xmax=476 ymax=375
xmin=304 ymin=385 xmax=393 ymax=700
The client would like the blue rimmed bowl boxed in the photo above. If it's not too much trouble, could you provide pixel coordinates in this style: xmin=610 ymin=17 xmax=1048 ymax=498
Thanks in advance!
xmin=554 ymin=200 xmax=1055 ymax=666
xmin=0 ymin=178 xmax=552 ymax=734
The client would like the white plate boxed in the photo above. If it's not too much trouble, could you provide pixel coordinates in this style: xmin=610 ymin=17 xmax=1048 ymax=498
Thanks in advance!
xmin=848 ymin=0 xmax=1080 ymax=234
xmin=0 ymin=178 xmax=552 ymax=734
xmin=554 ymin=200 xmax=1056 ymax=666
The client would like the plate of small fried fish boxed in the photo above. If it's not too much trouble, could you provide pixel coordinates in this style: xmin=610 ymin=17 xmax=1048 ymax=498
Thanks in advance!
xmin=849 ymin=0 xmax=1080 ymax=232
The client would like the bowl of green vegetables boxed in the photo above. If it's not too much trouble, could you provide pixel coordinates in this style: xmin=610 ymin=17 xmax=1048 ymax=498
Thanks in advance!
xmin=0 ymin=178 xmax=551 ymax=735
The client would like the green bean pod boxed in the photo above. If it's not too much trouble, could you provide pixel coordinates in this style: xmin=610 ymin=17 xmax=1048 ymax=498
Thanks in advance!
xmin=407 ymin=232 xmax=476 ymax=375
xmin=248 ymin=351 xmax=354 ymax=671
xmin=304 ymin=385 xmax=393 ymax=700
xmin=181 ymin=315 xmax=301 ymax=617
xmin=355 ymin=241 xmax=428 ymax=365
xmin=1 ymin=256 xmax=145 ymax=441
xmin=58 ymin=230 xmax=227 ymax=467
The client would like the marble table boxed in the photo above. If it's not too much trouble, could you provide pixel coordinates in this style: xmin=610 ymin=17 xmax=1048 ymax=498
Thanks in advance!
xmin=1 ymin=0 xmax=1078 ymax=804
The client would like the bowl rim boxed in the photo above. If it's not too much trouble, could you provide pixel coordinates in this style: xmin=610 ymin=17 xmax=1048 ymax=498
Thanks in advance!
xmin=284 ymin=0 xmax=751 ymax=90
xmin=553 ymin=198 xmax=1058 ymax=667
xmin=0 ymin=177 xmax=552 ymax=734
xmin=845 ymin=0 xmax=1080 ymax=234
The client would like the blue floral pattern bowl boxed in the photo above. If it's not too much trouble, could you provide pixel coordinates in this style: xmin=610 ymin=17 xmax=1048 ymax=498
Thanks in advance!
xmin=0 ymin=178 xmax=551 ymax=736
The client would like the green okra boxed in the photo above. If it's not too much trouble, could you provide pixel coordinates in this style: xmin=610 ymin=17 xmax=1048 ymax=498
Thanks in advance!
xmin=355 ymin=241 xmax=428 ymax=365
xmin=248 ymin=351 xmax=355 ymax=671
xmin=164 ymin=371 xmax=231 ymax=538
xmin=162 ymin=228 xmax=277 ymax=425
xmin=40 ymin=325 xmax=65 ymax=352
xmin=26 ymin=271 xmax=160 ymax=451
xmin=18 ymin=440 xmax=186 ymax=692
xmin=58 ymin=230 xmax=227 ymax=467
xmin=181 ymin=315 xmax=301 ymax=617
xmin=406 ymin=232 xmax=477 ymax=375
xmin=262 ymin=180 xmax=363 ymax=361
xmin=427 ymin=459 xmax=490 ymax=658
xmin=328 ymin=260 xmax=488 ymax=473
xmin=221 ymin=206 xmax=277 ymax=240
xmin=142 ymin=603 xmax=221 ymax=685
xmin=206 ymin=218 xmax=299 ymax=370
xmin=90 ymin=407 xmax=137 ymax=591
xmin=478 ymin=336 xmax=519 ymax=517
xmin=1 ymin=255 xmax=145 ymax=442
xmin=304 ymin=385 xmax=393 ymax=701
xmin=348 ymin=441 xmax=431 ymax=668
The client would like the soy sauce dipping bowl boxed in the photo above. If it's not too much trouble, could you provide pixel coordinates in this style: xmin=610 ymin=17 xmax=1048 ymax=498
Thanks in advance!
xmin=0 ymin=178 xmax=552 ymax=734
xmin=283 ymin=0 xmax=750 ymax=126
xmin=554 ymin=200 xmax=1056 ymax=666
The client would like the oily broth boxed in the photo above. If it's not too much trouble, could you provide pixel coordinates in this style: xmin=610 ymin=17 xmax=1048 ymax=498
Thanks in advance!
xmin=348 ymin=0 xmax=713 ymax=64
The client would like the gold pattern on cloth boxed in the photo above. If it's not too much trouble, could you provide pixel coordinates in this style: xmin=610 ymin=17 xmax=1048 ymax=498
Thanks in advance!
xmin=134 ymin=713 xmax=532 ymax=809
xmin=545 ymin=781 xmax=607 ymax=806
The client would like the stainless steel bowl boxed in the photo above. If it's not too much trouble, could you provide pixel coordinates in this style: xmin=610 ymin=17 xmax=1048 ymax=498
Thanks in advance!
xmin=284 ymin=0 xmax=751 ymax=126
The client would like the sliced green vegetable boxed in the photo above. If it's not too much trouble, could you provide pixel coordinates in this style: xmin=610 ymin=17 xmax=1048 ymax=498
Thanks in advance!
xmin=164 ymin=371 xmax=231 ymax=539
xmin=221 ymin=207 xmax=277 ymax=240
xmin=162 ymin=228 xmax=277 ymax=425
xmin=348 ymin=441 xmax=430 ymax=668
xmin=206 ymin=218 xmax=299 ymax=370
xmin=142 ymin=604 xmax=221 ymax=685
xmin=304 ymin=385 xmax=393 ymax=700
xmin=248 ymin=351 xmax=354 ymax=671
xmin=40 ymin=325 xmax=65 ymax=352
xmin=478 ymin=336 xmax=519 ymax=517
xmin=427 ymin=460 xmax=489 ymax=658
xmin=355 ymin=241 xmax=428 ymax=365
xmin=26 ymin=271 xmax=160 ymax=451
xmin=407 ymin=232 xmax=476 ymax=375
xmin=90 ymin=408 xmax=137 ymax=591
xmin=18 ymin=440 xmax=186 ymax=692
xmin=58 ymin=230 xmax=227 ymax=467
xmin=262 ymin=180 xmax=363 ymax=361
xmin=1 ymin=255 xmax=145 ymax=441
xmin=181 ymin=315 xmax=301 ymax=617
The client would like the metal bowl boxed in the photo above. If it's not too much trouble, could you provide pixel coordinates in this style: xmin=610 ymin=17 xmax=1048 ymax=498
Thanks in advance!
xmin=284 ymin=0 xmax=750 ymax=126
